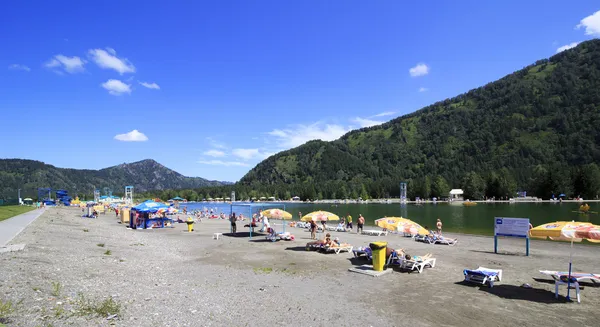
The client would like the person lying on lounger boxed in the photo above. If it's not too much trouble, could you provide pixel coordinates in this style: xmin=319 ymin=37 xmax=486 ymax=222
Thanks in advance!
xmin=306 ymin=233 xmax=333 ymax=247
xmin=405 ymin=253 xmax=433 ymax=261
xmin=328 ymin=237 xmax=351 ymax=247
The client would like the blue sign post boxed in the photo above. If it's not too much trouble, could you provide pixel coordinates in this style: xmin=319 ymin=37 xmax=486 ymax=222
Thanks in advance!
xmin=494 ymin=217 xmax=530 ymax=256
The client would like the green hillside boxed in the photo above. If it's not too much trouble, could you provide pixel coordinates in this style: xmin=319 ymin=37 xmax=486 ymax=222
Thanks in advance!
xmin=0 ymin=159 xmax=227 ymax=201
xmin=236 ymin=39 xmax=600 ymax=200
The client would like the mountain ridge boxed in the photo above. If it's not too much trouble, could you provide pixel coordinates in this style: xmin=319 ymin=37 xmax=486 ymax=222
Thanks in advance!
xmin=237 ymin=39 xmax=600 ymax=200
xmin=0 ymin=158 xmax=228 ymax=199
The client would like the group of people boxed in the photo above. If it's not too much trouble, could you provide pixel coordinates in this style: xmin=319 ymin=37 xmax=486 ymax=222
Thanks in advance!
xmin=230 ymin=210 xmax=270 ymax=234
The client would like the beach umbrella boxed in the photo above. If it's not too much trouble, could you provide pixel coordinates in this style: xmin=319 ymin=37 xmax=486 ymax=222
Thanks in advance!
xmin=530 ymin=221 xmax=600 ymax=301
xmin=261 ymin=209 xmax=293 ymax=220
xmin=133 ymin=200 xmax=169 ymax=213
xmin=301 ymin=211 xmax=340 ymax=222
xmin=375 ymin=217 xmax=428 ymax=235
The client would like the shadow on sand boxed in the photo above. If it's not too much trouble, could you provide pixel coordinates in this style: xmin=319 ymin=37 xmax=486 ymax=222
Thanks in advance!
xmin=456 ymin=281 xmax=570 ymax=303
xmin=285 ymin=246 xmax=309 ymax=252
xmin=222 ymin=232 xmax=266 ymax=238
xmin=469 ymin=250 xmax=524 ymax=256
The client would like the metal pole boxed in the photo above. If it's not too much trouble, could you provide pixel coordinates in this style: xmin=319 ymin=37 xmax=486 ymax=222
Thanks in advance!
xmin=566 ymin=237 xmax=573 ymax=301
xmin=526 ymin=237 xmax=530 ymax=256
xmin=494 ymin=235 xmax=498 ymax=254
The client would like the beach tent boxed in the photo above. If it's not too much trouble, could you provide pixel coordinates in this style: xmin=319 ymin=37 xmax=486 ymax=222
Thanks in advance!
xmin=169 ymin=196 xmax=185 ymax=201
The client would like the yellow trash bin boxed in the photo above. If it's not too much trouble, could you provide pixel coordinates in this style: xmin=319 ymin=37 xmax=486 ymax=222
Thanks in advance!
xmin=186 ymin=217 xmax=194 ymax=232
xmin=370 ymin=241 xmax=387 ymax=271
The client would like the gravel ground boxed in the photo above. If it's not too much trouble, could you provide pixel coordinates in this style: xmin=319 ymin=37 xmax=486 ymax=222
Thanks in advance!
xmin=1 ymin=207 xmax=599 ymax=327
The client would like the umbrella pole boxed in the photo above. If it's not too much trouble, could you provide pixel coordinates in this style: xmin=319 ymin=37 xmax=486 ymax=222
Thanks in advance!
xmin=566 ymin=238 xmax=573 ymax=301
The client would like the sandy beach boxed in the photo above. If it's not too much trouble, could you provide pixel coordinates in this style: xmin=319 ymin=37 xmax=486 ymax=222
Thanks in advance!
xmin=1 ymin=207 xmax=599 ymax=327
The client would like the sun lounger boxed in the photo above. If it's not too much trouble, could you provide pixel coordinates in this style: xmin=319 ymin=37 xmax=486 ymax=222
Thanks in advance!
xmin=352 ymin=246 xmax=372 ymax=260
xmin=434 ymin=237 xmax=458 ymax=246
xmin=323 ymin=244 xmax=353 ymax=254
xmin=402 ymin=256 xmax=436 ymax=273
xmin=414 ymin=234 xmax=433 ymax=243
xmin=361 ymin=229 xmax=388 ymax=236
xmin=464 ymin=267 xmax=502 ymax=288
xmin=539 ymin=270 xmax=600 ymax=303
xmin=326 ymin=225 xmax=347 ymax=232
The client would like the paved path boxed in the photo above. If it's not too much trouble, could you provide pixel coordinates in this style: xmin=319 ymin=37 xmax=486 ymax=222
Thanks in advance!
xmin=0 ymin=207 xmax=47 ymax=246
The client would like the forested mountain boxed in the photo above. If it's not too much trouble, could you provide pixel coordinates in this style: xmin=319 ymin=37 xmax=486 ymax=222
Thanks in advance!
xmin=0 ymin=159 xmax=227 ymax=200
xmin=233 ymin=39 xmax=600 ymax=200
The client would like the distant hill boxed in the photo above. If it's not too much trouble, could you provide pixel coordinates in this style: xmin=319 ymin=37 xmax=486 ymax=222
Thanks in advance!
xmin=237 ymin=39 xmax=600 ymax=200
xmin=0 ymin=159 xmax=228 ymax=199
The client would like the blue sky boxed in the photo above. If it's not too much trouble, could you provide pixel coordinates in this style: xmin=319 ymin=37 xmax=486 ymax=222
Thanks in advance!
xmin=1 ymin=1 xmax=599 ymax=182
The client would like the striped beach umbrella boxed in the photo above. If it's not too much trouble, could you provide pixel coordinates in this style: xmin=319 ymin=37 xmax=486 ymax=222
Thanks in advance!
xmin=261 ymin=209 xmax=293 ymax=220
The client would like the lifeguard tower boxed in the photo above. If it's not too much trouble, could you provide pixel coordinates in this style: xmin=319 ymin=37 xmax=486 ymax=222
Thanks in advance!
xmin=125 ymin=186 xmax=134 ymax=205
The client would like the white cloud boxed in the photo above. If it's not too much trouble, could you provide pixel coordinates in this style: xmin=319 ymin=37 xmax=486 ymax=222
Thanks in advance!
xmin=101 ymin=79 xmax=131 ymax=96
xmin=419 ymin=87 xmax=429 ymax=92
xmin=45 ymin=55 xmax=85 ymax=73
xmin=204 ymin=150 xmax=225 ymax=157
xmin=268 ymin=122 xmax=349 ymax=148
xmin=577 ymin=10 xmax=600 ymax=36
xmin=352 ymin=117 xmax=384 ymax=128
xmin=206 ymin=137 xmax=227 ymax=149
xmin=8 ymin=64 xmax=31 ymax=72
xmin=197 ymin=160 xmax=249 ymax=167
xmin=232 ymin=148 xmax=261 ymax=160
xmin=88 ymin=48 xmax=135 ymax=74
xmin=372 ymin=111 xmax=395 ymax=117
xmin=114 ymin=129 xmax=148 ymax=142
xmin=139 ymin=81 xmax=160 ymax=90
xmin=409 ymin=63 xmax=429 ymax=77
xmin=556 ymin=42 xmax=580 ymax=53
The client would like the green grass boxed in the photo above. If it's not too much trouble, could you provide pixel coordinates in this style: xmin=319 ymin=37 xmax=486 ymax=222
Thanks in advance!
xmin=74 ymin=293 xmax=121 ymax=317
xmin=50 ymin=282 xmax=62 ymax=297
xmin=103 ymin=250 xmax=111 ymax=256
xmin=253 ymin=267 xmax=273 ymax=274
xmin=0 ymin=206 xmax=35 ymax=222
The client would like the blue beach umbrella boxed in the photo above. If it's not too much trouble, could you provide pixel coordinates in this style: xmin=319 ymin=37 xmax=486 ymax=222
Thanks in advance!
xmin=133 ymin=200 xmax=169 ymax=213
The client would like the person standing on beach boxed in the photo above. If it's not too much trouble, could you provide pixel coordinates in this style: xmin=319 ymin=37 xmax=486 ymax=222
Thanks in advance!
xmin=436 ymin=218 xmax=443 ymax=235
xmin=230 ymin=212 xmax=237 ymax=234
xmin=346 ymin=213 xmax=353 ymax=230
xmin=298 ymin=211 xmax=302 ymax=220
xmin=310 ymin=219 xmax=317 ymax=239
xmin=357 ymin=214 xmax=365 ymax=234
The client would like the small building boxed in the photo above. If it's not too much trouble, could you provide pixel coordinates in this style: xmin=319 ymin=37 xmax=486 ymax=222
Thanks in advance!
xmin=292 ymin=196 xmax=300 ymax=201
xmin=449 ymin=189 xmax=464 ymax=201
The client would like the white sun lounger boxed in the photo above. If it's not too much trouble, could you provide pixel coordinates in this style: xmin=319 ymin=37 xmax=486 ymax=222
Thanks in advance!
xmin=361 ymin=230 xmax=388 ymax=236
xmin=540 ymin=270 xmax=600 ymax=303
xmin=324 ymin=245 xmax=353 ymax=254
xmin=326 ymin=225 xmax=347 ymax=232
xmin=464 ymin=267 xmax=502 ymax=288
xmin=402 ymin=257 xmax=436 ymax=273
xmin=434 ymin=238 xmax=458 ymax=246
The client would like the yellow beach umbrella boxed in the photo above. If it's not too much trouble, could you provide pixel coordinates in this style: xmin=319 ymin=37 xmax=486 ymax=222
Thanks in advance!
xmin=530 ymin=221 xmax=600 ymax=301
xmin=375 ymin=217 xmax=428 ymax=235
xmin=261 ymin=209 xmax=293 ymax=220
xmin=530 ymin=221 xmax=600 ymax=242
xmin=301 ymin=211 xmax=340 ymax=222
